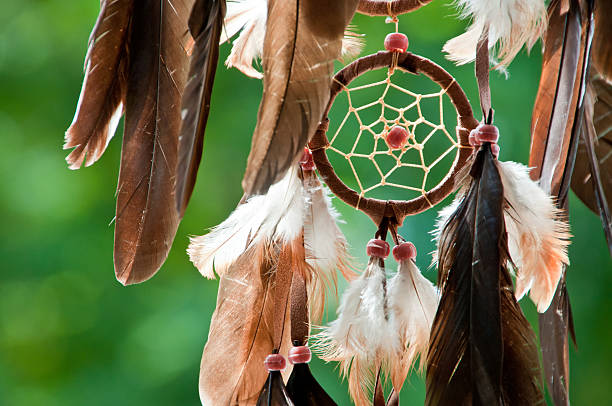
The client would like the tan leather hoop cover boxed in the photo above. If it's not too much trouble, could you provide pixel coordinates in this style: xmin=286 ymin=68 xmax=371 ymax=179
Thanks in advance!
xmin=357 ymin=0 xmax=433 ymax=16
xmin=310 ymin=51 xmax=478 ymax=225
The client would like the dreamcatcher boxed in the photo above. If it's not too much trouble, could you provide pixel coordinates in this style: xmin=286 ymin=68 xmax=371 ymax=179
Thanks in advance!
xmin=65 ymin=0 xmax=611 ymax=405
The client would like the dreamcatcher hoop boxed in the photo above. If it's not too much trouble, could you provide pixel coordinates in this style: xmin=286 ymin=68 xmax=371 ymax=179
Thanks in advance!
xmin=357 ymin=0 xmax=433 ymax=16
xmin=310 ymin=51 xmax=478 ymax=225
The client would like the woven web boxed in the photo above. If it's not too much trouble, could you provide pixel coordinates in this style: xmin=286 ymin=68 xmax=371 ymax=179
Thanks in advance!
xmin=326 ymin=66 xmax=459 ymax=201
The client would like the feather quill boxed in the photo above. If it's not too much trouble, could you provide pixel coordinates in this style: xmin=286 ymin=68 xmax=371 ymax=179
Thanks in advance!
xmin=286 ymin=364 xmax=337 ymax=406
xmin=443 ymin=0 xmax=547 ymax=67
xmin=388 ymin=259 xmax=439 ymax=391
xmin=220 ymin=0 xmax=363 ymax=79
xmin=64 ymin=0 xmax=131 ymax=169
xmin=257 ymin=371 xmax=294 ymax=406
xmin=241 ymin=0 xmax=359 ymax=195
xmin=175 ymin=0 xmax=226 ymax=216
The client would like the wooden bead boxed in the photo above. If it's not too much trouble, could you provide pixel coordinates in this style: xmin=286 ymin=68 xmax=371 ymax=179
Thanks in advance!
xmin=299 ymin=147 xmax=315 ymax=171
xmin=288 ymin=346 xmax=312 ymax=364
xmin=470 ymin=124 xmax=499 ymax=145
xmin=392 ymin=242 xmax=417 ymax=261
xmin=384 ymin=33 xmax=409 ymax=53
xmin=366 ymin=239 xmax=390 ymax=258
xmin=264 ymin=354 xmax=286 ymax=371
xmin=386 ymin=126 xmax=409 ymax=149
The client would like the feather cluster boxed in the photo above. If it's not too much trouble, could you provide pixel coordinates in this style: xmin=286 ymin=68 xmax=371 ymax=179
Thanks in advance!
xmin=444 ymin=0 xmax=547 ymax=67
xmin=315 ymin=259 xmax=393 ymax=406
xmin=427 ymin=146 xmax=544 ymax=404
xmin=220 ymin=0 xmax=364 ymax=79
xmin=316 ymin=254 xmax=438 ymax=404
xmin=188 ymin=169 xmax=350 ymax=318
xmin=434 ymin=160 xmax=570 ymax=312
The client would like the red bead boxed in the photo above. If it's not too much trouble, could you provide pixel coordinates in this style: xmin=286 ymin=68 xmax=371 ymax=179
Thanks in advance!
xmin=288 ymin=346 xmax=312 ymax=364
xmin=491 ymin=143 xmax=500 ymax=158
xmin=384 ymin=33 xmax=409 ymax=53
xmin=469 ymin=131 xmax=479 ymax=147
xmin=471 ymin=124 xmax=499 ymax=145
xmin=386 ymin=126 xmax=409 ymax=149
xmin=264 ymin=354 xmax=286 ymax=371
xmin=366 ymin=239 xmax=390 ymax=258
xmin=392 ymin=242 xmax=417 ymax=261
xmin=299 ymin=147 xmax=315 ymax=171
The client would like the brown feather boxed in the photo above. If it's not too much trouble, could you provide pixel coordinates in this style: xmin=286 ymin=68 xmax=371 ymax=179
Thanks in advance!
xmin=114 ymin=0 xmax=195 ymax=284
xmin=571 ymin=75 xmax=612 ymax=254
xmin=64 ymin=0 xmax=132 ymax=169
xmin=530 ymin=1 xmax=594 ymax=402
xmin=427 ymin=147 xmax=544 ymax=405
xmin=176 ymin=0 xmax=226 ymax=216
xmin=591 ymin=0 xmax=612 ymax=81
xmin=199 ymin=242 xmax=294 ymax=405
xmin=241 ymin=0 xmax=359 ymax=195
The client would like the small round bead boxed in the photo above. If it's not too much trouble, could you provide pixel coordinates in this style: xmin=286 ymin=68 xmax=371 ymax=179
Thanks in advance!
xmin=392 ymin=242 xmax=417 ymax=261
xmin=491 ymin=143 xmax=500 ymax=158
xmin=299 ymin=147 xmax=315 ymax=171
xmin=366 ymin=239 xmax=390 ymax=258
xmin=384 ymin=33 xmax=409 ymax=53
xmin=288 ymin=346 xmax=312 ymax=364
xmin=473 ymin=124 xmax=499 ymax=144
xmin=386 ymin=126 xmax=409 ymax=149
xmin=264 ymin=354 xmax=286 ymax=371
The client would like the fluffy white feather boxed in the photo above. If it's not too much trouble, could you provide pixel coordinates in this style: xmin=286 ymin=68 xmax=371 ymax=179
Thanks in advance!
xmin=302 ymin=172 xmax=353 ymax=321
xmin=498 ymin=161 xmax=571 ymax=312
xmin=314 ymin=259 xmax=395 ymax=405
xmin=444 ymin=0 xmax=547 ymax=67
xmin=188 ymin=167 xmax=304 ymax=278
xmin=220 ymin=0 xmax=363 ymax=78
xmin=220 ymin=0 xmax=267 ymax=78
xmin=388 ymin=259 xmax=439 ymax=390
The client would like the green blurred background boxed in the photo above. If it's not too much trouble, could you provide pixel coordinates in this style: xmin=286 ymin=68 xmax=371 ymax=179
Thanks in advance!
xmin=1 ymin=1 xmax=610 ymax=405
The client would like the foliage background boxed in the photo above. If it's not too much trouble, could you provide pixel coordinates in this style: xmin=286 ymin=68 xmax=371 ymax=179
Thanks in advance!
xmin=1 ymin=1 xmax=610 ymax=404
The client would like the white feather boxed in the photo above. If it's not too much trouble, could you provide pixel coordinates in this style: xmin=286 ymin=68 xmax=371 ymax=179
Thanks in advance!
xmin=314 ymin=259 xmax=395 ymax=405
xmin=303 ymin=174 xmax=350 ymax=277
xmin=188 ymin=167 xmax=304 ymax=279
xmin=314 ymin=260 xmax=392 ymax=361
xmin=220 ymin=0 xmax=363 ymax=78
xmin=498 ymin=161 xmax=571 ymax=312
xmin=388 ymin=259 xmax=439 ymax=379
xmin=302 ymin=172 xmax=352 ymax=321
xmin=444 ymin=0 xmax=547 ymax=67
xmin=220 ymin=0 xmax=267 ymax=79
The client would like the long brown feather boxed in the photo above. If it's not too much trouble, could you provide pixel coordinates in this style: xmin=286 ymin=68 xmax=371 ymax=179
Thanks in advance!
xmin=529 ymin=0 xmax=593 ymax=403
xmin=64 ymin=0 xmax=132 ymax=169
xmin=199 ymin=243 xmax=293 ymax=405
xmin=241 ymin=0 xmax=359 ymax=195
xmin=175 ymin=0 xmax=226 ymax=216
xmin=114 ymin=0 xmax=195 ymax=284
xmin=427 ymin=147 xmax=544 ymax=405
xmin=572 ymin=75 xmax=612 ymax=255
